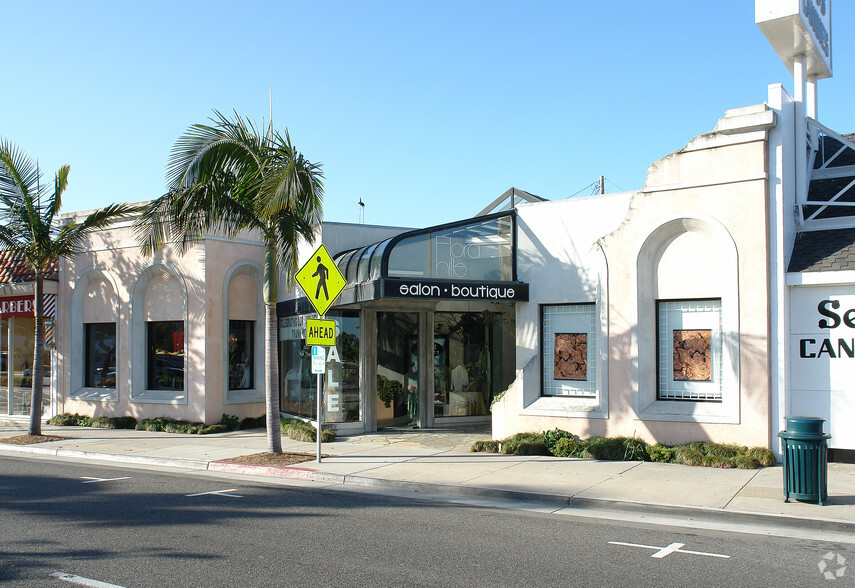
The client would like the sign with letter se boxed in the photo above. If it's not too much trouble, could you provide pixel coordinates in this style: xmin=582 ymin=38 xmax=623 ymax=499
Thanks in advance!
xmin=306 ymin=318 xmax=336 ymax=346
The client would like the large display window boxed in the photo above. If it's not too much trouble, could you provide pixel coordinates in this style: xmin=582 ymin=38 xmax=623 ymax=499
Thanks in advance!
xmin=433 ymin=310 xmax=514 ymax=417
xmin=280 ymin=311 xmax=360 ymax=423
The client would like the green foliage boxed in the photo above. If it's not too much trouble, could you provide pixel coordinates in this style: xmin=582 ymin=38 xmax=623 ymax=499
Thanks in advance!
xmin=219 ymin=414 xmax=240 ymax=431
xmin=746 ymin=446 xmax=777 ymax=467
xmin=280 ymin=417 xmax=336 ymax=443
xmin=239 ymin=416 xmax=266 ymax=430
xmin=552 ymin=436 xmax=589 ymax=458
xmin=376 ymin=375 xmax=403 ymax=408
xmin=489 ymin=388 xmax=507 ymax=411
xmin=581 ymin=436 xmax=649 ymax=461
xmin=47 ymin=413 xmax=81 ymax=426
xmin=646 ymin=443 xmax=676 ymax=463
xmin=47 ymin=413 xmax=137 ymax=429
xmin=669 ymin=442 xmax=777 ymax=469
xmin=470 ymin=440 xmax=501 ymax=453
xmin=200 ymin=424 xmax=230 ymax=435
xmin=542 ymin=428 xmax=575 ymax=455
xmin=499 ymin=432 xmax=551 ymax=456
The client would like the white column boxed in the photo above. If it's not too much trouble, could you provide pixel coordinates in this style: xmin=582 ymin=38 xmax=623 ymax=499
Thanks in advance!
xmin=806 ymin=75 xmax=818 ymax=119
xmin=794 ymin=55 xmax=807 ymax=206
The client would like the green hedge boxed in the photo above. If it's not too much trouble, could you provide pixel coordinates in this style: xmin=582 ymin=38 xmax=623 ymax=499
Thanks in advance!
xmin=280 ymin=418 xmax=336 ymax=443
xmin=471 ymin=428 xmax=777 ymax=469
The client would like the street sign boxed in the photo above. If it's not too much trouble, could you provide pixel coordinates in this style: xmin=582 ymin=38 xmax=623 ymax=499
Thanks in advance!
xmin=311 ymin=346 xmax=326 ymax=374
xmin=306 ymin=318 xmax=336 ymax=346
xmin=295 ymin=244 xmax=347 ymax=317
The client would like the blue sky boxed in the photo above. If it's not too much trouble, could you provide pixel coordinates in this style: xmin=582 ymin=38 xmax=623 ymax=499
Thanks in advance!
xmin=2 ymin=1 xmax=853 ymax=228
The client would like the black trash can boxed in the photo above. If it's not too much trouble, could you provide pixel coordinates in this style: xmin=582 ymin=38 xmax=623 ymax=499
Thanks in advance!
xmin=777 ymin=416 xmax=831 ymax=505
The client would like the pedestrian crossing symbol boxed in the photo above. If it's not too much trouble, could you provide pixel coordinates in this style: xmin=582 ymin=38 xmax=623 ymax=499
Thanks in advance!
xmin=295 ymin=244 xmax=347 ymax=317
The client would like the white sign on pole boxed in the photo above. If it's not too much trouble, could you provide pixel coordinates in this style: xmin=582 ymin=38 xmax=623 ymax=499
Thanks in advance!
xmin=311 ymin=346 xmax=326 ymax=374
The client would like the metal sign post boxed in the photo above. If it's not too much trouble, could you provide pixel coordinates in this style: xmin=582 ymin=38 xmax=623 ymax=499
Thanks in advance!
xmin=311 ymin=346 xmax=325 ymax=462
xmin=296 ymin=244 xmax=348 ymax=464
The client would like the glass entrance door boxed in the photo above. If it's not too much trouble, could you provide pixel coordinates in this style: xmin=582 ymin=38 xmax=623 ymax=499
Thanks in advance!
xmin=376 ymin=312 xmax=419 ymax=428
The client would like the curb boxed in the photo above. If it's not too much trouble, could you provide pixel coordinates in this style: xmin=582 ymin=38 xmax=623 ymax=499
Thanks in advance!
xmin=3 ymin=442 xmax=853 ymax=537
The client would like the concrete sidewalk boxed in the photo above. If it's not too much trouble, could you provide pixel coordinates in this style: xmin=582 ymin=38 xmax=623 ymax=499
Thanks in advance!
xmin=2 ymin=420 xmax=854 ymax=539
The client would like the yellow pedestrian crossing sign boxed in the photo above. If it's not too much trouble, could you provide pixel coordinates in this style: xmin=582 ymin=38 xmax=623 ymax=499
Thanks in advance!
xmin=296 ymin=244 xmax=347 ymax=317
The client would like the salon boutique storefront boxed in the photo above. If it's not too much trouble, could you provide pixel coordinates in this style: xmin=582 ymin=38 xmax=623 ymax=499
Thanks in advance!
xmin=277 ymin=212 xmax=524 ymax=433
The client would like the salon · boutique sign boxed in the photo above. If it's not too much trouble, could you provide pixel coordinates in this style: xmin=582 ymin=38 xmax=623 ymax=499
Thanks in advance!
xmin=0 ymin=296 xmax=35 ymax=318
xmin=382 ymin=278 xmax=529 ymax=302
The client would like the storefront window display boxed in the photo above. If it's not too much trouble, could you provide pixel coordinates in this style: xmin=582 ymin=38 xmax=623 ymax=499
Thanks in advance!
xmin=228 ymin=320 xmax=254 ymax=391
xmin=376 ymin=312 xmax=419 ymax=427
xmin=84 ymin=323 xmax=116 ymax=388
xmin=0 ymin=317 xmax=7 ymax=414
xmin=0 ymin=316 xmax=50 ymax=416
xmin=147 ymin=320 xmax=185 ymax=391
xmin=280 ymin=311 xmax=360 ymax=422
xmin=433 ymin=310 xmax=514 ymax=417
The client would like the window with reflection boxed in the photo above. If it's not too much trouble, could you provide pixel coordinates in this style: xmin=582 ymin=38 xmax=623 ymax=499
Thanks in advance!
xmin=84 ymin=323 xmax=116 ymax=388
xmin=228 ymin=320 xmax=254 ymax=390
xmin=280 ymin=311 xmax=360 ymax=422
xmin=387 ymin=215 xmax=513 ymax=281
xmin=433 ymin=310 xmax=515 ymax=417
xmin=147 ymin=321 xmax=184 ymax=391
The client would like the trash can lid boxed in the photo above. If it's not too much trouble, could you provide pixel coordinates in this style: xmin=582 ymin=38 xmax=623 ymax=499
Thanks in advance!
xmin=782 ymin=415 xmax=829 ymax=436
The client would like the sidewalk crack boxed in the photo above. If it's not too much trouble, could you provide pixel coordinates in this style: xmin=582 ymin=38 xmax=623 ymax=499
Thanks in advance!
xmin=723 ymin=468 xmax=762 ymax=509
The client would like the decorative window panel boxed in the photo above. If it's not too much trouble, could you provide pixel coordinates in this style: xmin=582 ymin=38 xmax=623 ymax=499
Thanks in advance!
xmin=542 ymin=304 xmax=597 ymax=397
xmin=657 ymin=300 xmax=722 ymax=401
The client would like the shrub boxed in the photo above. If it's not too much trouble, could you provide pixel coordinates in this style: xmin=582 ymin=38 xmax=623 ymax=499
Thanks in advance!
xmin=239 ymin=416 xmax=266 ymax=430
xmin=280 ymin=418 xmax=336 ymax=443
xmin=200 ymin=424 xmax=230 ymax=435
xmin=552 ymin=437 xmax=588 ymax=458
xmin=470 ymin=440 xmax=500 ymax=453
xmin=48 ymin=413 xmax=83 ymax=426
xmin=583 ymin=436 xmax=648 ymax=461
xmin=500 ymin=432 xmax=551 ymax=456
xmin=746 ymin=446 xmax=777 ymax=467
xmin=542 ymin=428 xmax=575 ymax=455
xmin=219 ymin=414 xmax=239 ymax=431
xmin=646 ymin=443 xmax=675 ymax=463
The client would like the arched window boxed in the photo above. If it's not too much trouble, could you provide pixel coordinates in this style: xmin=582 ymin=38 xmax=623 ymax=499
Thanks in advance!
xmin=130 ymin=262 xmax=188 ymax=404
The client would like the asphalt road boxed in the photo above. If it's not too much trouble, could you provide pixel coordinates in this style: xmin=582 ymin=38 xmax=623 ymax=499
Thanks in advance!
xmin=0 ymin=455 xmax=850 ymax=587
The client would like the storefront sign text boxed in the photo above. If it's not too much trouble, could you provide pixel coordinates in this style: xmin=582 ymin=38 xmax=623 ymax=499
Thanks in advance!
xmin=803 ymin=0 xmax=830 ymax=57
xmin=0 ymin=296 xmax=34 ymax=318
xmin=383 ymin=279 xmax=528 ymax=302
xmin=799 ymin=299 xmax=855 ymax=358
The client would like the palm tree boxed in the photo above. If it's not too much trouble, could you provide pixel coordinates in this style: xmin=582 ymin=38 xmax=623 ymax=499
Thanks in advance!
xmin=0 ymin=139 xmax=139 ymax=435
xmin=134 ymin=110 xmax=324 ymax=453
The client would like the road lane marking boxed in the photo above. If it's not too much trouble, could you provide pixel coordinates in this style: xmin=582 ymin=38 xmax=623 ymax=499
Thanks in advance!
xmin=50 ymin=571 xmax=126 ymax=587
xmin=186 ymin=488 xmax=243 ymax=498
xmin=80 ymin=477 xmax=131 ymax=484
xmin=609 ymin=541 xmax=730 ymax=559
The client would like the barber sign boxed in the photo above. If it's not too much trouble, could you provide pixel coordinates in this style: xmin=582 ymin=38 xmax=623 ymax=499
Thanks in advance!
xmin=0 ymin=296 xmax=34 ymax=318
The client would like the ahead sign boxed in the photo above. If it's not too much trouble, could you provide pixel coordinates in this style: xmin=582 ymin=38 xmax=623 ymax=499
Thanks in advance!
xmin=306 ymin=318 xmax=336 ymax=346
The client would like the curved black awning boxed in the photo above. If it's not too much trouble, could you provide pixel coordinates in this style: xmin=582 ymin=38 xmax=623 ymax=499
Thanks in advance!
xmin=332 ymin=211 xmax=527 ymax=306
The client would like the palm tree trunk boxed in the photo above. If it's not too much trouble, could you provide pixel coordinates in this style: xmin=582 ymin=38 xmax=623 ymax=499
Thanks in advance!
xmin=28 ymin=273 xmax=44 ymax=436
xmin=265 ymin=300 xmax=283 ymax=453
xmin=264 ymin=245 xmax=283 ymax=453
